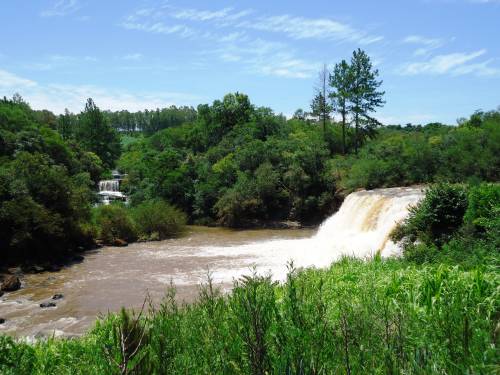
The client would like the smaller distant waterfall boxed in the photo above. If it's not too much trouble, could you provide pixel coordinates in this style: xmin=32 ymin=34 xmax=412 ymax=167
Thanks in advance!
xmin=97 ymin=171 xmax=127 ymax=205
xmin=99 ymin=180 xmax=120 ymax=193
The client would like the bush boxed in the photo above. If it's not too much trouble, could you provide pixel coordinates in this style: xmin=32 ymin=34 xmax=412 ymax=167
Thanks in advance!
xmin=94 ymin=204 xmax=137 ymax=243
xmin=132 ymin=200 xmax=186 ymax=240
xmin=463 ymin=183 xmax=500 ymax=235
xmin=393 ymin=182 xmax=499 ymax=266
xmin=392 ymin=183 xmax=468 ymax=248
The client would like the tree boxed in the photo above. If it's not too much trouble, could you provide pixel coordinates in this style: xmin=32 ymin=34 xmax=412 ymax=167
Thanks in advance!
xmin=292 ymin=109 xmax=307 ymax=121
xmin=311 ymin=64 xmax=333 ymax=138
xmin=329 ymin=60 xmax=353 ymax=154
xmin=77 ymin=98 xmax=121 ymax=169
xmin=349 ymin=49 xmax=385 ymax=154
xmin=57 ymin=109 xmax=75 ymax=140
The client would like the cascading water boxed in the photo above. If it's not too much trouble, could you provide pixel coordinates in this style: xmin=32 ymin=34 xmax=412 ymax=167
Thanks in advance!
xmin=98 ymin=180 xmax=120 ymax=192
xmin=314 ymin=186 xmax=424 ymax=257
xmin=97 ymin=177 xmax=127 ymax=205
xmin=197 ymin=186 xmax=425 ymax=282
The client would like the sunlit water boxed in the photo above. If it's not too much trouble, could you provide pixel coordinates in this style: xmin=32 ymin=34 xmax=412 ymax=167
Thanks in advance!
xmin=0 ymin=186 xmax=424 ymax=338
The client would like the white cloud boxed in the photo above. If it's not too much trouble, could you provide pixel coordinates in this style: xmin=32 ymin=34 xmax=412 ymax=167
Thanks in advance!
xmin=41 ymin=0 xmax=80 ymax=17
xmin=205 ymin=38 xmax=319 ymax=79
xmin=403 ymin=35 xmax=445 ymax=56
xmin=243 ymin=14 xmax=383 ymax=44
xmin=398 ymin=49 xmax=500 ymax=77
xmin=171 ymin=7 xmax=252 ymax=22
xmin=0 ymin=69 xmax=201 ymax=113
xmin=0 ymin=69 xmax=37 ymax=88
xmin=121 ymin=20 xmax=195 ymax=38
xmin=122 ymin=53 xmax=143 ymax=61
xmin=122 ymin=5 xmax=383 ymax=46
xmin=121 ymin=5 xmax=378 ymax=79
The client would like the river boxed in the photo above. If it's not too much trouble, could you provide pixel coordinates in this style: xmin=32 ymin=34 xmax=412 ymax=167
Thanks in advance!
xmin=0 ymin=186 xmax=424 ymax=339
xmin=0 ymin=227 xmax=313 ymax=338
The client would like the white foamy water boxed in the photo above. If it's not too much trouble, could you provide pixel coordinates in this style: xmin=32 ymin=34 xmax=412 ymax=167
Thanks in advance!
xmin=195 ymin=186 xmax=425 ymax=282
xmin=98 ymin=180 xmax=119 ymax=192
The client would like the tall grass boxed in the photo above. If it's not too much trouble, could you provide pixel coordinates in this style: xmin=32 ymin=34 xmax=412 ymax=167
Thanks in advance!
xmin=1 ymin=257 xmax=498 ymax=374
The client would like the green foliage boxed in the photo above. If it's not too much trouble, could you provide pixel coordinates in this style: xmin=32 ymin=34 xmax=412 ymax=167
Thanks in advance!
xmin=0 ymin=98 xmax=98 ymax=264
xmin=393 ymin=183 xmax=468 ymax=247
xmin=119 ymin=95 xmax=335 ymax=226
xmin=76 ymin=98 xmax=121 ymax=169
xmin=464 ymin=183 xmax=500 ymax=235
xmin=92 ymin=201 xmax=187 ymax=243
xmin=93 ymin=204 xmax=138 ymax=243
xmin=393 ymin=182 xmax=499 ymax=266
xmin=132 ymin=200 xmax=187 ymax=240
xmin=349 ymin=49 xmax=385 ymax=153
xmin=329 ymin=59 xmax=353 ymax=154
xmin=336 ymin=112 xmax=500 ymax=192
xmin=118 ymin=94 xmax=499 ymax=228
xmin=105 ymin=106 xmax=197 ymax=135
xmin=0 ymin=258 xmax=498 ymax=374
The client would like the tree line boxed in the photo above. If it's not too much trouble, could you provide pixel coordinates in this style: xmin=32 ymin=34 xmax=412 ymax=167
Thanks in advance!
xmin=58 ymin=105 xmax=197 ymax=138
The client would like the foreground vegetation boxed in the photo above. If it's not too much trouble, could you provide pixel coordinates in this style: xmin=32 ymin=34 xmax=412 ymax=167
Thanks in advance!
xmin=0 ymin=258 xmax=497 ymax=374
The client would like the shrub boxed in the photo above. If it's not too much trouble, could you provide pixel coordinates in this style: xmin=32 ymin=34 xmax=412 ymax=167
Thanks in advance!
xmin=392 ymin=183 xmax=468 ymax=248
xmin=463 ymin=183 xmax=500 ymax=235
xmin=94 ymin=204 xmax=137 ymax=243
xmin=132 ymin=200 xmax=186 ymax=240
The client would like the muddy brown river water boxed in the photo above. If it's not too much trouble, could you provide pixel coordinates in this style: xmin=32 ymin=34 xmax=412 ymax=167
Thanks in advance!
xmin=0 ymin=186 xmax=425 ymax=339
xmin=0 ymin=226 xmax=313 ymax=338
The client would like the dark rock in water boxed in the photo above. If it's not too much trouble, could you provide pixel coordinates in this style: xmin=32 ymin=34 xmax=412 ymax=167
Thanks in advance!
xmin=0 ymin=318 xmax=5 ymax=324
xmin=46 ymin=264 xmax=62 ymax=272
xmin=113 ymin=238 xmax=128 ymax=247
xmin=1 ymin=275 xmax=21 ymax=292
xmin=40 ymin=302 xmax=56 ymax=308
xmin=0 ymin=291 xmax=3 ymax=297
xmin=52 ymin=294 xmax=64 ymax=300
xmin=7 ymin=267 xmax=22 ymax=276
xmin=72 ymin=255 xmax=84 ymax=263
xmin=21 ymin=264 xmax=44 ymax=273
xmin=33 ymin=265 xmax=45 ymax=273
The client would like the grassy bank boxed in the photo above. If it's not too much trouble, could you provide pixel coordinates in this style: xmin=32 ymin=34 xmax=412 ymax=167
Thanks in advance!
xmin=1 ymin=257 xmax=498 ymax=374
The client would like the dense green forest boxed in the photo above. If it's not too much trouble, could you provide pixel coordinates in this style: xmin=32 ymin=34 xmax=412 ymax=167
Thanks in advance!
xmin=1 ymin=91 xmax=499 ymax=264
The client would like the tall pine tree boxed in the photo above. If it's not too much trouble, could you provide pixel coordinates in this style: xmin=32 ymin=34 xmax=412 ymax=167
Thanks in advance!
xmin=349 ymin=49 xmax=385 ymax=154
xmin=311 ymin=64 xmax=333 ymax=138
xmin=329 ymin=60 xmax=353 ymax=154
xmin=77 ymin=98 xmax=121 ymax=169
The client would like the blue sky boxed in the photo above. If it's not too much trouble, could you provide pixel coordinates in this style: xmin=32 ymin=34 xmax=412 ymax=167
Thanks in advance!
xmin=0 ymin=0 xmax=499 ymax=124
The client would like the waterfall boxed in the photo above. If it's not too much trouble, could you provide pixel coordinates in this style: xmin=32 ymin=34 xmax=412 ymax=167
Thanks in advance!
xmin=98 ymin=180 xmax=120 ymax=192
xmin=97 ymin=177 xmax=127 ymax=205
xmin=197 ymin=186 xmax=425 ymax=282
xmin=313 ymin=186 xmax=425 ymax=257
